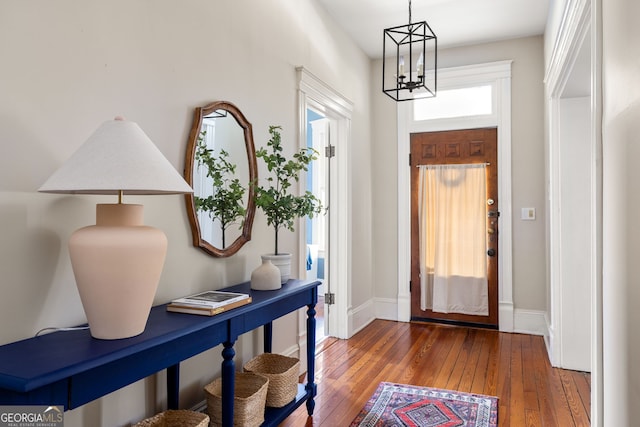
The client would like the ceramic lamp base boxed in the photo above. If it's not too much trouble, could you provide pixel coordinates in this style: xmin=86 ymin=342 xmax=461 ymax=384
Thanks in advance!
xmin=69 ymin=203 xmax=167 ymax=339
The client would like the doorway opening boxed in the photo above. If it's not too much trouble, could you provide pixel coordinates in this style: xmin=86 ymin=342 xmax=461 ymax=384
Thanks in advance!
xmin=548 ymin=21 xmax=594 ymax=373
xmin=305 ymin=107 xmax=329 ymax=343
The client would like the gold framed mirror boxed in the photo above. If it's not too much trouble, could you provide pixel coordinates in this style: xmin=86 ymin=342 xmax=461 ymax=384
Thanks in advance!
xmin=184 ymin=101 xmax=257 ymax=257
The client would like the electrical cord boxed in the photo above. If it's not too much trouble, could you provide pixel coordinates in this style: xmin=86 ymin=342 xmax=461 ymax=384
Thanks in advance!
xmin=35 ymin=326 xmax=89 ymax=337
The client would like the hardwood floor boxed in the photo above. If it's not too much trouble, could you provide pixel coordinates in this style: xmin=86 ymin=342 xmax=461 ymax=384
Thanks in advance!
xmin=280 ymin=319 xmax=590 ymax=426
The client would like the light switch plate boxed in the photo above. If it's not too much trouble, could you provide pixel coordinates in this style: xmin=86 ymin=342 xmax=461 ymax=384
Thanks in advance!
xmin=521 ymin=207 xmax=536 ymax=220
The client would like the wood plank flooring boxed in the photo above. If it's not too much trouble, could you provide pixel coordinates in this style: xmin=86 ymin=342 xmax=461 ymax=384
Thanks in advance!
xmin=279 ymin=319 xmax=590 ymax=426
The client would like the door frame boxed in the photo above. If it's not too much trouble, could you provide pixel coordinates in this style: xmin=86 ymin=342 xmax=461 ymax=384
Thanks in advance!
xmin=397 ymin=60 xmax=515 ymax=332
xmin=296 ymin=67 xmax=353 ymax=341
xmin=544 ymin=0 xmax=602 ymax=422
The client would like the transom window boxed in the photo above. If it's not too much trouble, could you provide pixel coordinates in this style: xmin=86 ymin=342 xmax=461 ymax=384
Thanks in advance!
xmin=413 ymin=85 xmax=493 ymax=121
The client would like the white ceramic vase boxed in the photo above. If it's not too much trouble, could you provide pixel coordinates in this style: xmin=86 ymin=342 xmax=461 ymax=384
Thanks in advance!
xmin=260 ymin=253 xmax=292 ymax=284
xmin=251 ymin=259 xmax=281 ymax=290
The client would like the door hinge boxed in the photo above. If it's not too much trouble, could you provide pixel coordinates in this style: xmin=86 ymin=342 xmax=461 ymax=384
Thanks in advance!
xmin=324 ymin=292 xmax=335 ymax=305
xmin=325 ymin=145 xmax=335 ymax=158
xmin=409 ymin=280 xmax=412 ymax=292
xmin=409 ymin=153 xmax=412 ymax=166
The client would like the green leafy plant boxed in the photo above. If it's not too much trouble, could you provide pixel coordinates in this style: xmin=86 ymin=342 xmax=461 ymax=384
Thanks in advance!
xmin=254 ymin=125 xmax=323 ymax=255
xmin=194 ymin=131 xmax=246 ymax=248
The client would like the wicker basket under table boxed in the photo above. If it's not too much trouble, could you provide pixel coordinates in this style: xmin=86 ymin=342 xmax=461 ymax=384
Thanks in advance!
xmin=204 ymin=372 xmax=269 ymax=427
xmin=133 ymin=409 xmax=209 ymax=427
xmin=243 ymin=353 xmax=300 ymax=408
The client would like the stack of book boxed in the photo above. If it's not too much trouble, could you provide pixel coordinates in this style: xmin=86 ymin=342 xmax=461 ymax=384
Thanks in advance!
xmin=167 ymin=290 xmax=251 ymax=316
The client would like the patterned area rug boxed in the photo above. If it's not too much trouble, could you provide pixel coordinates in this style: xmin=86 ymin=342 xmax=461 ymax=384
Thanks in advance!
xmin=350 ymin=382 xmax=498 ymax=427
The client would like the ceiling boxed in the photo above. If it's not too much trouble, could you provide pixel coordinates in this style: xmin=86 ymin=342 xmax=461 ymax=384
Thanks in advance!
xmin=315 ymin=0 xmax=550 ymax=59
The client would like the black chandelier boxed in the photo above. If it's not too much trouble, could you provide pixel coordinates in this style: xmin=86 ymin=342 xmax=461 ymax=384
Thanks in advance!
xmin=382 ymin=0 xmax=437 ymax=102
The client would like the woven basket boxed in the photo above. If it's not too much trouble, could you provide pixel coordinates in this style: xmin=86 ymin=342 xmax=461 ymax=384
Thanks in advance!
xmin=204 ymin=372 xmax=269 ymax=427
xmin=243 ymin=353 xmax=300 ymax=408
xmin=133 ymin=410 xmax=209 ymax=427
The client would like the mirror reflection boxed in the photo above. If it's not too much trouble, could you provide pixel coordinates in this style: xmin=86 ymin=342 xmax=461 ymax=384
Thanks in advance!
xmin=185 ymin=101 xmax=257 ymax=257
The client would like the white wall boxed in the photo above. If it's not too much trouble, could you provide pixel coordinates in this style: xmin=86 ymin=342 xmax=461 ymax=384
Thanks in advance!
xmin=602 ymin=0 xmax=640 ymax=424
xmin=370 ymin=36 xmax=547 ymax=314
xmin=0 ymin=1 xmax=372 ymax=425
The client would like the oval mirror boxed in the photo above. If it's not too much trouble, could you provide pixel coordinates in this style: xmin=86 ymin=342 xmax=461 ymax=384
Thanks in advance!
xmin=184 ymin=101 xmax=257 ymax=257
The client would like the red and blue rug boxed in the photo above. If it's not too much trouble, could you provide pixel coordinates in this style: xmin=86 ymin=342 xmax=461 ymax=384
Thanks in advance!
xmin=350 ymin=382 xmax=498 ymax=427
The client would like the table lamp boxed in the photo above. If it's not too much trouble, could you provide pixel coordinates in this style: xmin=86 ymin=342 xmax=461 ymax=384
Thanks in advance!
xmin=39 ymin=117 xmax=193 ymax=339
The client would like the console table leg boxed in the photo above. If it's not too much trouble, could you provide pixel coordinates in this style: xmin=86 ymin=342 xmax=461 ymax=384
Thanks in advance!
xmin=167 ymin=364 xmax=179 ymax=410
xmin=221 ymin=342 xmax=236 ymax=427
xmin=264 ymin=322 xmax=273 ymax=353
xmin=305 ymin=303 xmax=317 ymax=415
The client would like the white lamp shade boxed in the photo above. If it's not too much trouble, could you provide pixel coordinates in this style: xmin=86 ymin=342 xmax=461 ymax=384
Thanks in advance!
xmin=38 ymin=118 xmax=192 ymax=195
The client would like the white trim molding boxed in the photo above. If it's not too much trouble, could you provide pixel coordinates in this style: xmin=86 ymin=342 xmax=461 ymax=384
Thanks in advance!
xmin=545 ymin=0 xmax=592 ymax=368
xmin=297 ymin=66 xmax=354 ymax=339
xmin=544 ymin=0 xmax=602 ymax=423
xmin=397 ymin=60 xmax=514 ymax=332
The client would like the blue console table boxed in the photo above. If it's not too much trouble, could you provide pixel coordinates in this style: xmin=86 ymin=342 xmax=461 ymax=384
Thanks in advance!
xmin=0 ymin=279 xmax=320 ymax=427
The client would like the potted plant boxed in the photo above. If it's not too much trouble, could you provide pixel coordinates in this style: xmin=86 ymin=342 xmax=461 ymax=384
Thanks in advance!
xmin=254 ymin=125 xmax=323 ymax=284
xmin=194 ymin=131 xmax=246 ymax=249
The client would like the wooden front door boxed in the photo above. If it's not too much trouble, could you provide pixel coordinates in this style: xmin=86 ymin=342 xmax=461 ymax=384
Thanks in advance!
xmin=410 ymin=127 xmax=499 ymax=327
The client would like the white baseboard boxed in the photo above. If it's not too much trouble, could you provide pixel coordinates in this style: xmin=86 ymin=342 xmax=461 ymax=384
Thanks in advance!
xmin=349 ymin=299 xmax=375 ymax=338
xmin=374 ymin=297 xmax=398 ymax=321
xmin=513 ymin=308 xmax=547 ymax=336
xmin=369 ymin=297 xmax=547 ymax=338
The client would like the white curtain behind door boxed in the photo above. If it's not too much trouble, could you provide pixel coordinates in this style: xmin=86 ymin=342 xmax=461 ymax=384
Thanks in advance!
xmin=418 ymin=164 xmax=488 ymax=315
